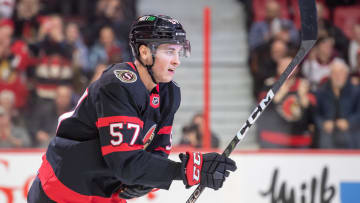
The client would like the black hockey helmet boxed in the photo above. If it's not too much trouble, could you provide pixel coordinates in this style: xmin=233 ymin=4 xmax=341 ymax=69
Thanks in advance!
xmin=129 ymin=15 xmax=190 ymax=83
xmin=129 ymin=14 xmax=191 ymax=58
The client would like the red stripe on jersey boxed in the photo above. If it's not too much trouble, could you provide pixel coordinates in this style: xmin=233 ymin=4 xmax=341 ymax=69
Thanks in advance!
xmin=260 ymin=131 xmax=312 ymax=147
xmin=96 ymin=116 xmax=144 ymax=128
xmin=158 ymin=126 xmax=172 ymax=135
xmin=102 ymin=143 xmax=144 ymax=155
xmin=126 ymin=62 xmax=137 ymax=71
xmin=153 ymin=147 xmax=171 ymax=155
xmin=38 ymin=155 xmax=126 ymax=203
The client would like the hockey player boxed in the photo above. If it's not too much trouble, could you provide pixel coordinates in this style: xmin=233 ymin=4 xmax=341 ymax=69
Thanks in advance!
xmin=27 ymin=15 xmax=237 ymax=202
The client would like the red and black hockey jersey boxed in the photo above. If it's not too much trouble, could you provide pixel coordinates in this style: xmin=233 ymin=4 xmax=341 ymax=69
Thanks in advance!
xmin=36 ymin=62 xmax=182 ymax=202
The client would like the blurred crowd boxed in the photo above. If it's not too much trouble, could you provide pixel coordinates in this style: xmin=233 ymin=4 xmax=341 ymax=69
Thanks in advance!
xmin=246 ymin=0 xmax=360 ymax=149
xmin=0 ymin=0 xmax=137 ymax=148
xmin=1 ymin=0 xmax=359 ymax=150
xmin=178 ymin=113 xmax=220 ymax=149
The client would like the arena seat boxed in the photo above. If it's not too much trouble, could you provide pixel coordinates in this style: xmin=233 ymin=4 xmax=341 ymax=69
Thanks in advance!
xmin=333 ymin=6 xmax=360 ymax=39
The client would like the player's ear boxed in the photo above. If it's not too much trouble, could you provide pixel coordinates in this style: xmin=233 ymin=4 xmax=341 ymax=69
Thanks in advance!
xmin=139 ymin=45 xmax=152 ymax=65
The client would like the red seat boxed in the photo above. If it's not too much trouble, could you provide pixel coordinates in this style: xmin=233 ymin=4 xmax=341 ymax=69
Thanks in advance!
xmin=334 ymin=6 xmax=360 ymax=39
xmin=253 ymin=0 xmax=290 ymax=22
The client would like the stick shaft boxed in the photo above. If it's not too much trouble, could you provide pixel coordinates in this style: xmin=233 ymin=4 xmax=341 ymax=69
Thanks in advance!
xmin=186 ymin=40 xmax=315 ymax=203
xmin=186 ymin=0 xmax=317 ymax=202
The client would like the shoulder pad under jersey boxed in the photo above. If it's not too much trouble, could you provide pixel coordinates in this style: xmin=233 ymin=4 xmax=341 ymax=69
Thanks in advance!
xmin=98 ymin=62 xmax=148 ymax=106
xmin=159 ymin=81 xmax=181 ymax=114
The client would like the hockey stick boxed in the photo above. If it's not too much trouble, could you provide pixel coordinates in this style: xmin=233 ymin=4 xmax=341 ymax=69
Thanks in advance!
xmin=186 ymin=0 xmax=317 ymax=202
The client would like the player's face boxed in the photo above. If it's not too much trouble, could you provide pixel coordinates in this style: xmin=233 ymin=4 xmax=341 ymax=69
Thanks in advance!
xmin=152 ymin=44 xmax=182 ymax=83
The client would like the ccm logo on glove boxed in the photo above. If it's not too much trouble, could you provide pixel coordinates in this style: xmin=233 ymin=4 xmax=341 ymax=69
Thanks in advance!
xmin=186 ymin=152 xmax=203 ymax=185
xmin=179 ymin=151 xmax=237 ymax=190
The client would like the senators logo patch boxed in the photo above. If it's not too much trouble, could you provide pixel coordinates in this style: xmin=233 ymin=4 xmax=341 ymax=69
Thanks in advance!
xmin=114 ymin=70 xmax=137 ymax=83
xmin=143 ymin=124 xmax=157 ymax=149
xmin=277 ymin=94 xmax=302 ymax=121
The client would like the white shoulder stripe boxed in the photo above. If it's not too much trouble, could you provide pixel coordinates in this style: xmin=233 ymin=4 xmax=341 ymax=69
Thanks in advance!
xmin=56 ymin=88 xmax=89 ymax=132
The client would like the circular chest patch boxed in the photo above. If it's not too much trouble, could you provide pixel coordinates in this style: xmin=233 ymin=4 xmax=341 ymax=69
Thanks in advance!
xmin=277 ymin=94 xmax=302 ymax=121
xmin=114 ymin=70 xmax=137 ymax=83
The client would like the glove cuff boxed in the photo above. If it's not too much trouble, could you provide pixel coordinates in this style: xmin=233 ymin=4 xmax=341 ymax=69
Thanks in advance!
xmin=178 ymin=153 xmax=189 ymax=187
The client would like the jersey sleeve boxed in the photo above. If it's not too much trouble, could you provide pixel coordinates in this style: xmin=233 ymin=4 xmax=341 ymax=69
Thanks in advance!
xmin=148 ymin=81 xmax=181 ymax=157
xmin=95 ymin=82 xmax=181 ymax=189
xmin=150 ymin=82 xmax=181 ymax=157
xmin=148 ymin=115 xmax=174 ymax=158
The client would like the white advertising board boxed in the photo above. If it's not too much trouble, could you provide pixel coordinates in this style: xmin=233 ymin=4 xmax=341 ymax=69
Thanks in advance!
xmin=0 ymin=150 xmax=359 ymax=203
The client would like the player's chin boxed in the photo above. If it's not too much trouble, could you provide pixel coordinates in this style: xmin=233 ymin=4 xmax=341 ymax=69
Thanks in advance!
xmin=157 ymin=75 xmax=173 ymax=83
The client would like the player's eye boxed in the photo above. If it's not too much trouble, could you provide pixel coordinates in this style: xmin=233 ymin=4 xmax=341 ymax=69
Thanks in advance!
xmin=166 ymin=50 xmax=174 ymax=55
xmin=157 ymin=47 xmax=184 ymax=57
xmin=166 ymin=50 xmax=178 ymax=56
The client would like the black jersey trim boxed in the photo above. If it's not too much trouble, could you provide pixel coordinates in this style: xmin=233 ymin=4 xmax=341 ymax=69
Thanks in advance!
xmin=153 ymin=146 xmax=170 ymax=155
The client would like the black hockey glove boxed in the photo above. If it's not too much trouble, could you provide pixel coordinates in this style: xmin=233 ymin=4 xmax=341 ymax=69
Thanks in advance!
xmin=179 ymin=152 xmax=237 ymax=190
xmin=118 ymin=184 xmax=154 ymax=199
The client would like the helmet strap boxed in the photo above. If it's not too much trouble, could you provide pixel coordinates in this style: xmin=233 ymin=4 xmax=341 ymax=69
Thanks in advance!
xmin=137 ymin=54 xmax=158 ymax=84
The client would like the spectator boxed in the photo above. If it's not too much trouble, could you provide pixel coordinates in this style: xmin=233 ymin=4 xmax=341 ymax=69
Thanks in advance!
xmin=12 ymin=0 xmax=41 ymax=43
xmin=316 ymin=2 xmax=349 ymax=59
xmin=89 ymin=26 xmax=127 ymax=73
xmin=84 ymin=0 xmax=133 ymax=51
xmin=0 ymin=19 xmax=29 ymax=109
xmin=301 ymin=36 xmax=339 ymax=90
xmin=31 ymin=15 xmax=73 ymax=100
xmin=0 ymin=90 xmax=23 ymax=125
xmin=178 ymin=124 xmax=201 ymax=148
xmin=350 ymin=50 xmax=360 ymax=86
xmin=29 ymin=85 xmax=74 ymax=147
xmin=257 ymin=57 xmax=316 ymax=148
xmin=64 ymin=22 xmax=90 ymax=93
xmin=250 ymin=39 xmax=289 ymax=99
xmin=348 ymin=22 xmax=360 ymax=72
xmin=0 ymin=106 xmax=30 ymax=148
xmin=40 ymin=0 xmax=88 ymax=16
xmin=248 ymin=0 xmax=299 ymax=50
xmin=315 ymin=59 xmax=360 ymax=149
xmin=65 ymin=22 xmax=89 ymax=73
xmin=0 ymin=90 xmax=14 ymax=115
xmin=90 ymin=63 xmax=107 ymax=83
xmin=191 ymin=113 xmax=220 ymax=148
xmin=120 ymin=0 xmax=138 ymax=24
xmin=0 ymin=0 xmax=15 ymax=19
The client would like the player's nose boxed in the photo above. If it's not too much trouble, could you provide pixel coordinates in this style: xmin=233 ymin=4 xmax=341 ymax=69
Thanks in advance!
xmin=171 ymin=54 xmax=181 ymax=67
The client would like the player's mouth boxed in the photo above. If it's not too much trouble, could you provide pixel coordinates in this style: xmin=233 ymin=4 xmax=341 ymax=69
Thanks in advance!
xmin=168 ymin=68 xmax=175 ymax=74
